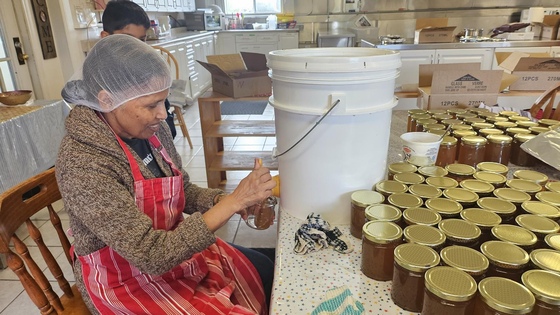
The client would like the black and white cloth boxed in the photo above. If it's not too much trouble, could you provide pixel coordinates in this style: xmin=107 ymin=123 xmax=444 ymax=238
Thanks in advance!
xmin=294 ymin=213 xmax=353 ymax=255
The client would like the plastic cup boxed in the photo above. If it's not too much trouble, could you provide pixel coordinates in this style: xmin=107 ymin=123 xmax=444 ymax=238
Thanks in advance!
xmin=245 ymin=196 xmax=277 ymax=230
xmin=400 ymin=132 xmax=443 ymax=166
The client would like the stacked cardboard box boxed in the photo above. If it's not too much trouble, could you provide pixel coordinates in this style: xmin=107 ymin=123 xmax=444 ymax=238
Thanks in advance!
xmin=414 ymin=18 xmax=456 ymax=44
xmin=496 ymin=51 xmax=560 ymax=91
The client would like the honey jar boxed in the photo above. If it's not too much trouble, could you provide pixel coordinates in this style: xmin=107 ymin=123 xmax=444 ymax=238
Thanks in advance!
xmin=375 ymin=179 xmax=409 ymax=198
xmin=516 ymin=214 xmax=560 ymax=249
xmin=491 ymin=224 xmax=537 ymax=252
xmin=417 ymin=165 xmax=448 ymax=178
xmin=402 ymin=207 xmax=442 ymax=227
xmin=391 ymin=243 xmax=440 ymax=312
xmin=460 ymin=208 xmax=502 ymax=244
xmin=436 ymin=136 xmax=458 ymax=167
xmin=510 ymin=133 xmax=537 ymax=166
xmin=441 ymin=118 xmax=465 ymax=127
xmin=388 ymin=193 xmax=424 ymax=210
xmin=423 ymin=123 xmax=446 ymax=132
xmin=479 ymin=128 xmax=504 ymax=138
xmin=458 ymin=136 xmax=487 ymax=167
xmin=499 ymin=110 xmax=520 ymax=118
xmin=516 ymin=120 xmax=539 ymax=129
xmin=529 ymin=249 xmax=560 ymax=274
xmin=427 ymin=129 xmax=447 ymax=137
xmin=536 ymin=191 xmax=560 ymax=208
xmin=443 ymin=187 xmax=480 ymax=207
xmin=529 ymin=126 xmax=551 ymax=135
xmin=546 ymin=181 xmax=560 ymax=193
xmin=451 ymin=124 xmax=474 ymax=132
xmin=469 ymin=108 xmax=490 ymax=115
xmin=428 ymin=109 xmax=448 ymax=116
xmin=478 ymin=111 xmax=499 ymax=119
xmin=445 ymin=163 xmax=476 ymax=183
xmin=459 ymin=179 xmax=495 ymax=197
xmin=421 ymin=266 xmax=477 ymax=315
xmin=364 ymin=204 xmax=402 ymax=224
xmin=506 ymin=180 xmax=543 ymax=199
xmin=410 ymin=113 xmax=432 ymax=132
xmin=480 ymin=241 xmax=530 ymax=283
xmin=456 ymin=112 xmax=477 ymax=120
xmin=521 ymin=201 xmax=560 ymax=222
xmin=388 ymin=162 xmax=418 ymax=180
xmin=425 ymin=176 xmax=459 ymax=190
xmin=432 ymin=113 xmax=453 ymax=122
xmin=394 ymin=172 xmax=425 ymax=186
xmin=408 ymin=183 xmax=442 ymax=201
xmin=477 ymin=197 xmax=517 ymax=224
xmin=521 ymin=269 xmax=560 ymax=315
xmin=493 ymin=188 xmax=531 ymax=215
xmin=485 ymin=116 xmax=508 ymax=124
xmin=453 ymin=130 xmax=478 ymax=161
xmin=463 ymin=117 xmax=486 ymax=125
xmin=440 ymin=246 xmax=489 ymax=282
xmin=538 ymin=118 xmax=560 ymax=128
xmin=472 ymin=122 xmax=495 ymax=133
xmin=407 ymin=109 xmax=428 ymax=132
xmin=447 ymin=108 xmax=468 ymax=118
xmin=506 ymin=127 xmax=532 ymax=138
xmin=484 ymin=134 xmax=513 ymax=165
xmin=473 ymin=171 xmax=507 ymax=188
xmin=416 ymin=118 xmax=438 ymax=132
xmin=474 ymin=277 xmax=535 ymax=314
xmin=476 ymin=161 xmax=508 ymax=175
xmin=438 ymin=219 xmax=481 ymax=248
xmin=403 ymin=224 xmax=446 ymax=251
xmin=361 ymin=221 xmax=403 ymax=281
xmin=509 ymin=116 xmax=531 ymax=123
xmin=350 ymin=190 xmax=384 ymax=239
xmin=425 ymin=197 xmax=463 ymax=218
xmin=514 ymin=170 xmax=548 ymax=187
xmin=545 ymin=233 xmax=560 ymax=251
xmin=494 ymin=121 xmax=517 ymax=131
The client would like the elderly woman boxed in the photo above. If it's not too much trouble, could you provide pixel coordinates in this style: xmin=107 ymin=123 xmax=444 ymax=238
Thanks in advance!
xmin=56 ymin=35 xmax=275 ymax=315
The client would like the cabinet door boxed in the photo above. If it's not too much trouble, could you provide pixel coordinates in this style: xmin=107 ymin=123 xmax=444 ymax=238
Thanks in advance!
xmin=216 ymin=33 xmax=236 ymax=54
xmin=436 ymin=48 xmax=494 ymax=70
xmin=181 ymin=0 xmax=195 ymax=12
xmin=236 ymin=43 xmax=277 ymax=55
xmin=492 ymin=47 xmax=552 ymax=69
xmin=278 ymin=33 xmax=299 ymax=50
xmin=552 ymin=46 xmax=560 ymax=57
xmin=160 ymin=42 xmax=192 ymax=102
xmin=198 ymin=36 xmax=215 ymax=91
xmin=396 ymin=50 xmax=435 ymax=92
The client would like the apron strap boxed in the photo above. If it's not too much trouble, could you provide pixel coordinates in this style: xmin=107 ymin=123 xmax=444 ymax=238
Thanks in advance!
xmin=147 ymin=135 xmax=182 ymax=176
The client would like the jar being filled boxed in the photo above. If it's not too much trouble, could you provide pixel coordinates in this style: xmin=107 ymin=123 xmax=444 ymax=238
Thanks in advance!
xmin=245 ymin=196 xmax=277 ymax=230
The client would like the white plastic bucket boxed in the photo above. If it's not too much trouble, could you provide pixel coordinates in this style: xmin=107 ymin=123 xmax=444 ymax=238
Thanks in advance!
xmin=268 ymin=48 xmax=401 ymax=224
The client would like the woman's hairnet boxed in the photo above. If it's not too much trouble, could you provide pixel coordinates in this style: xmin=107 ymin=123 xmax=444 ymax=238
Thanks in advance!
xmin=61 ymin=34 xmax=172 ymax=112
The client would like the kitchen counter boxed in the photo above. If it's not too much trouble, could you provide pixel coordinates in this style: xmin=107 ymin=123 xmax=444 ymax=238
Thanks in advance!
xmin=363 ymin=39 xmax=560 ymax=50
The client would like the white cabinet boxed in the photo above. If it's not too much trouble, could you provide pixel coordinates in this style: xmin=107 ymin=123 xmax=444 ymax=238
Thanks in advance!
xmin=197 ymin=35 xmax=215 ymax=91
xmin=181 ymin=0 xmax=195 ymax=12
xmin=216 ymin=33 xmax=236 ymax=54
xmin=437 ymin=49 xmax=493 ymax=69
xmin=491 ymin=47 xmax=552 ymax=69
xmin=216 ymin=31 xmax=299 ymax=55
xmin=278 ymin=33 xmax=299 ymax=50
xmin=159 ymin=41 xmax=193 ymax=102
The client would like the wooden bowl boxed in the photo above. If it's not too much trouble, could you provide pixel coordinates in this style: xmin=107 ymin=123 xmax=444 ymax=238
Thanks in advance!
xmin=0 ymin=90 xmax=32 ymax=106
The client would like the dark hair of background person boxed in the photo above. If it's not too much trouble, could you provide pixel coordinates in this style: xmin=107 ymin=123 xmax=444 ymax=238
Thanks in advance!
xmin=102 ymin=0 xmax=150 ymax=33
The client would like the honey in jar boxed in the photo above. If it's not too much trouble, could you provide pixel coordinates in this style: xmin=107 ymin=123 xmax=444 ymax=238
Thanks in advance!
xmin=458 ymin=136 xmax=487 ymax=167
xmin=417 ymin=165 xmax=448 ymax=178
xmin=547 ymin=181 xmax=560 ymax=193
xmin=529 ymin=249 xmax=560 ymax=274
xmin=516 ymin=120 xmax=539 ymax=129
xmin=375 ymin=179 xmax=409 ymax=198
xmin=402 ymin=207 xmax=442 ymax=227
xmin=476 ymin=161 xmax=508 ymax=175
xmin=432 ymin=113 xmax=453 ymax=122
xmin=350 ymin=190 xmax=384 ymax=239
xmin=538 ymin=118 xmax=560 ymax=128
xmin=509 ymin=115 xmax=531 ymax=123
xmin=443 ymin=187 xmax=480 ymax=208
xmin=453 ymin=130 xmax=478 ymax=161
xmin=545 ymin=233 xmax=560 ymax=251
xmin=438 ymin=218 xmax=481 ymax=248
xmin=440 ymin=246 xmax=489 ymax=282
xmin=480 ymin=241 xmax=530 ymax=283
xmin=463 ymin=117 xmax=486 ymax=125
xmin=536 ymin=191 xmax=560 ymax=208
xmin=516 ymin=214 xmax=560 ymax=249
xmin=493 ymin=188 xmax=531 ymax=215
xmin=486 ymin=115 xmax=508 ymax=124
xmin=460 ymin=208 xmax=502 ymax=244
xmin=510 ymin=133 xmax=537 ymax=166
xmin=491 ymin=224 xmax=537 ymax=252
xmin=479 ymin=128 xmax=504 ymax=138
xmin=441 ymin=118 xmax=465 ymax=127
xmin=522 ymin=269 xmax=560 ymax=315
xmin=514 ymin=170 xmax=548 ymax=187
xmin=425 ymin=197 xmax=463 ymax=218
xmin=436 ymin=136 xmax=457 ymax=167
xmin=460 ymin=179 xmax=495 ymax=197
xmin=391 ymin=243 xmax=440 ymax=312
xmin=484 ymin=134 xmax=512 ymax=165
xmin=361 ymin=221 xmax=402 ymax=281
xmin=478 ymin=111 xmax=499 ymax=119
xmin=410 ymin=113 xmax=432 ymax=132
xmin=499 ymin=110 xmax=520 ymax=118
xmin=416 ymin=118 xmax=438 ymax=132
xmin=365 ymin=204 xmax=402 ymax=224
xmin=506 ymin=180 xmax=543 ymax=199
xmin=387 ymin=162 xmax=418 ymax=180
xmin=529 ymin=126 xmax=551 ymax=135
xmin=408 ymin=183 xmax=443 ymax=201
xmin=474 ymin=277 xmax=535 ymax=315
xmin=394 ymin=172 xmax=425 ymax=186
xmin=425 ymin=176 xmax=459 ymax=190
xmin=388 ymin=193 xmax=424 ymax=210
xmin=456 ymin=112 xmax=477 ymax=120
xmin=474 ymin=171 xmax=507 ymax=188
xmin=407 ymin=109 xmax=428 ymax=132
xmin=495 ymin=121 xmax=517 ymax=131
xmin=447 ymin=108 xmax=468 ymax=118
xmin=421 ymin=266 xmax=477 ymax=315
xmin=403 ymin=224 xmax=446 ymax=251
xmin=423 ymin=123 xmax=446 ymax=132
xmin=477 ymin=197 xmax=517 ymax=224
xmin=445 ymin=163 xmax=476 ymax=184
xmin=506 ymin=127 xmax=532 ymax=138
xmin=472 ymin=122 xmax=495 ymax=133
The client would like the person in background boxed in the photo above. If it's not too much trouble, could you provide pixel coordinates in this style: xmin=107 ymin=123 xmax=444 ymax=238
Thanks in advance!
xmin=101 ymin=0 xmax=177 ymax=138
xmin=56 ymin=34 xmax=275 ymax=314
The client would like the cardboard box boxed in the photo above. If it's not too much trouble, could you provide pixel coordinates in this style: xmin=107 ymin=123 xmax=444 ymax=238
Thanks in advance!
xmin=535 ymin=15 xmax=560 ymax=40
xmin=414 ymin=18 xmax=456 ymax=44
xmin=418 ymin=87 xmax=499 ymax=110
xmin=197 ymin=52 xmax=271 ymax=98
xmin=496 ymin=51 xmax=560 ymax=91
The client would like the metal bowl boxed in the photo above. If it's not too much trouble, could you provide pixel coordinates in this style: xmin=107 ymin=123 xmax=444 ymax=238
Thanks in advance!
xmin=0 ymin=90 xmax=32 ymax=106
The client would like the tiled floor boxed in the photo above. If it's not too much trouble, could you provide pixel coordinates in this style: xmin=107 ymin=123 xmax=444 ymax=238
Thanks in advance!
xmin=0 ymin=101 xmax=278 ymax=314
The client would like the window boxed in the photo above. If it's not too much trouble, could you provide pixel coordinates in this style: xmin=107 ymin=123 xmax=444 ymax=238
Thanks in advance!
xmin=224 ymin=0 xmax=281 ymax=14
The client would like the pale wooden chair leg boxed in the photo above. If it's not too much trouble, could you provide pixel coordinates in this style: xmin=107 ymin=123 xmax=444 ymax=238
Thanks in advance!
xmin=172 ymin=105 xmax=193 ymax=149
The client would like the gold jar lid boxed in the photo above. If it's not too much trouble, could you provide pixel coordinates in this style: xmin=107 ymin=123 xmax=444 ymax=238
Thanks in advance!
xmin=546 ymin=181 xmax=560 ymax=193
xmin=463 ymin=117 xmax=486 ymax=125
xmin=424 ymin=123 xmax=446 ymax=131
xmin=428 ymin=109 xmax=448 ymax=115
xmin=447 ymin=108 xmax=468 ymax=115
xmin=472 ymin=122 xmax=495 ymax=130
xmin=514 ymin=170 xmax=549 ymax=185
xmin=477 ymin=277 xmax=535 ymax=314
xmin=443 ymin=188 xmax=480 ymax=204
xmin=469 ymin=107 xmax=490 ymax=114
xmin=408 ymin=184 xmax=442 ymax=199
xmin=522 ymin=270 xmax=560 ymax=306
xmin=440 ymin=136 xmax=458 ymax=146
xmin=394 ymin=172 xmax=425 ymax=185
xmin=506 ymin=127 xmax=532 ymax=136
xmin=506 ymin=179 xmax=543 ymax=195
xmin=480 ymin=240 xmax=530 ymax=268
xmin=453 ymin=130 xmax=477 ymax=138
xmin=440 ymin=246 xmax=489 ymax=276
xmin=432 ymin=113 xmax=453 ymax=121
xmin=350 ymin=190 xmax=384 ymax=208
xmin=438 ymin=219 xmax=481 ymax=242
xmin=402 ymin=207 xmax=442 ymax=226
xmin=530 ymin=249 xmax=560 ymax=273
xmin=387 ymin=193 xmax=424 ymax=209
xmin=477 ymin=197 xmax=516 ymax=215
xmin=495 ymin=121 xmax=518 ymax=130
xmin=509 ymin=115 xmax=531 ymax=122
xmin=473 ymin=171 xmax=507 ymax=186
xmin=403 ymin=224 xmax=446 ymax=247
xmin=446 ymin=163 xmax=476 ymax=176
xmin=388 ymin=162 xmax=417 ymax=175
xmin=461 ymin=135 xmax=487 ymax=146
xmin=411 ymin=113 xmax=432 ymax=120
xmin=394 ymin=243 xmax=440 ymax=272
xmin=362 ymin=221 xmax=402 ymax=244
xmin=428 ymin=129 xmax=447 ymax=136
xmin=545 ymin=233 xmax=560 ymax=251
xmin=479 ymin=128 xmax=504 ymax=137
xmin=451 ymin=124 xmax=473 ymax=131
xmin=364 ymin=204 xmax=402 ymax=222
xmin=499 ymin=110 xmax=520 ymax=118
xmin=476 ymin=161 xmax=509 ymax=175
xmin=418 ymin=166 xmax=448 ymax=178
xmin=460 ymin=208 xmax=502 ymax=228
xmin=538 ymin=118 xmax=560 ymax=127
xmin=491 ymin=224 xmax=537 ymax=247
xmin=515 ymin=214 xmax=560 ymax=236
xmin=441 ymin=118 xmax=464 ymax=127
xmin=529 ymin=126 xmax=550 ymax=135
xmin=425 ymin=176 xmax=459 ymax=189
xmin=456 ymin=112 xmax=477 ymax=120
xmin=514 ymin=133 xmax=536 ymax=143
xmin=521 ymin=201 xmax=560 ymax=219
xmin=425 ymin=198 xmax=463 ymax=217
xmin=460 ymin=179 xmax=495 ymax=195
xmin=375 ymin=180 xmax=408 ymax=195
xmin=424 ymin=266 xmax=477 ymax=302
xmin=417 ymin=118 xmax=438 ymax=127
xmin=478 ymin=111 xmax=499 ymax=119
xmin=493 ymin=188 xmax=531 ymax=204
xmin=486 ymin=134 xmax=513 ymax=145
xmin=408 ymin=109 xmax=427 ymax=115
xmin=536 ymin=191 xmax=560 ymax=207
xmin=516 ymin=120 xmax=539 ymax=129
xmin=486 ymin=116 xmax=509 ymax=123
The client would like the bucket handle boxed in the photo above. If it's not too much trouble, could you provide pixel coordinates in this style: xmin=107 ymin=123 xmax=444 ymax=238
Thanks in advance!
xmin=272 ymin=98 xmax=341 ymax=159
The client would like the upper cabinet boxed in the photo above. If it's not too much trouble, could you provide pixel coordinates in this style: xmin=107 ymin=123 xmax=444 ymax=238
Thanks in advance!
xmin=133 ymin=0 xmax=194 ymax=12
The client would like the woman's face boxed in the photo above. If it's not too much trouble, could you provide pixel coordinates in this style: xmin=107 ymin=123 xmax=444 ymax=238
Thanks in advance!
xmin=103 ymin=89 xmax=169 ymax=139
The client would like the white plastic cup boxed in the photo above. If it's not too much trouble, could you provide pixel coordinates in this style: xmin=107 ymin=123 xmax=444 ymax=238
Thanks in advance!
xmin=400 ymin=132 xmax=443 ymax=166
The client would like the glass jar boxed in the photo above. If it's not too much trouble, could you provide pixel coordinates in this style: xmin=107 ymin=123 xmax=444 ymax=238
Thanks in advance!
xmin=529 ymin=126 xmax=551 ymax=135
xmin=421 ymin=266 xmax=477 ymax=315
xmin=394 ymin=172 xmax=425 ymax=186
xmin=416 ymin=118 xmax=439 ymax=132
xmin=453 ymin=130 xmax=478 ymax=161
xmin=361 ymin=221 xmax=403 ymax=281
xmin=350 ymin=190 xmax=384 ymax=239
xmin=451 ymin=124 xmax=474 ymax=132
xmin=408 ymin=184 xmax=442 ymax=201
xmin=472 ymin=122 xmax=495 ymax=133
xmin=433 ymin=113 xmax=453 ymax=122
xmin=474 ymin=277 xmax=535 ymax=314
xmin=486 ymin=116 xmax=508 ymax=124
xmin=445 ymin=163 xmax=476 ymax=184
xmin=480 ymin=241 xmax=530 ymax=283
xmin=474 ymin=171 xmax=507 ymax=188
xmin=510 ymin=133 xmax=537 ymax=166
xmin=440 ymin=246 xmax=489 ymax=282
xmin=516 ymin=120 xmax=539 ymax=129
xmin=436 ymin=136 xmax=458 ymax=167
xmin=508 ymin=115 xmax=531 ymax=123
xmin=536 ymin=191 xmax=560 ymax=208
xmin=407 ymin=109 xmax=428 ymax=132
xmin=428 ymin=109 xmax=448 ymax=116
xmin=469 ymin=107 xmax=490 ymax=115
xmin=463 ymin=117 xmax=486 ymax=125
xmin=538 ymin=118 xmax=560 ymax=128
xmin=521 ymin=201 xmax=560 ymax=222
xmin=458 ymin=136 xmax=487 ymax=167
xmin=425 ymin=176 xmax=459 ymax=190
xmin=427 ymin=129 xmax=447 ymax=137
xmin=425 ymin=197 xmax=463 ymax=218
xmin=530 ymin=249 xmax=560 ymax=274
xmin=441 ymin=118 xmax=465 ymax=127
xmin=522 ymin=269 xmax=560 ymax=315
xmin=375 ymin=180 xmax=408 ymax=198
xmin=388 ymin=162 xmax=418 ymax=180
xmin=391 ymin=243 xmax=440 ymax=312
xmin=410 ymin=113 xmax=432 ymax=132
xmin=438 ymin=219 xmax=481 ymax=248
xmin=447 ymin=108 xmax=468 ymax=119
xmin=491 ymin=224 xmax=537 ymax=252
xmin=423 ymin=123 xmax=446 ymax=132
xmin=402 ymin=207 xmax=442 ymax=227
xmin=418 ymin=165 xmax=448 ymax=178
xmin=493 ymin=188 xmax=531 ymax=215
xmin=547 ymin=181 xmax=560 ymax=193
xmin=479 ymin=128 xmax=504 ymax=138
xmin=461 ymin=208 xmax=502 ymax=244
xmin=495 ymin=121 xmax=517 ymax=131
xmin=403 ymin=224 xmax=446 ymax=251
xmin=365 ymin=204 xmax=402 ymax=225
xmin=506 ymin=180 xmax=543 ymax=199
xmin=545 ymin=233 xmax=560 ymax=251
xmin=388 ymin=193 xmax=424 ymax=210
xmin=506 ymin=127 xmax=532 ymax=138
xmin=499 ymin=110 xmax=520 ymax=119
xmin=475 ymin=161 xmax=508 ymax=175
xmin=460 ymin=179 xmax=495 ymax=197
xmin=456 ymin=112 xmax=478 ymax=120
xmin=443 ymin=187 xmax=480 ymax=208
xmin=514 ymin=170 xmax=549 ymax=187
xmin=477 ymin=197 xmax=517 ymax=224
xmin=516 ymin=214 xmax=560 ymax=249
xmin=478 ymin=111 xmax=499 ymax=119
xmin=484 ymin=134 xmax=512 ymax=165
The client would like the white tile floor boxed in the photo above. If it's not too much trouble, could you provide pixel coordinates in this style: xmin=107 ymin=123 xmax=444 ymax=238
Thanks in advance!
xmin=0 ymin=101 xmax=278 ymax=314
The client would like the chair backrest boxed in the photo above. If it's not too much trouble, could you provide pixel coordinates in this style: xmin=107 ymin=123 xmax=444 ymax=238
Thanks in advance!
xmin=0 ymin=168 xmax=89 ymax=314
xmin=529 ymin=83 xmax=560 ymax=120
xmin=152 ymin=45 xmax=180 ymax=80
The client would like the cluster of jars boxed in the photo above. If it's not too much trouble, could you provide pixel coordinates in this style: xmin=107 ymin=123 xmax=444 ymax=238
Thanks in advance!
xmin=407 ymin=108 xmax=560 ymax=168
xmin=351 ymin=161 xmax=560 ymax=314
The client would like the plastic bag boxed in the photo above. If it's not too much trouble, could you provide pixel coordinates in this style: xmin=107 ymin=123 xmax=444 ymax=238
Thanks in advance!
xmin=521 ymin=126 xmax=560 ymax=171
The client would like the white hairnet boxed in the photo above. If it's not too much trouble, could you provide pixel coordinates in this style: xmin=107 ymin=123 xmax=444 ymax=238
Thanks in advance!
xmin=61 ymin=34 xmax=172 ymax=112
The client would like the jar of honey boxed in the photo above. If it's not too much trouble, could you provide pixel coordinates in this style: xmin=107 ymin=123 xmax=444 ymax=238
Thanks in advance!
xmin=423 ymin=123 xmax=446 ymax=132
xmin=416 ymin=118 xmax=439 ymax=132
xmin=538 ymin=118 xmax=560 ymax=128
xmin=421 ymin=266 xmax=477 ymax=315
xmin=485 ymin=116 xmax=508 ymax=124
xmin=408 ymin=183 xmax=443 ymax=201
xmin=388 ymin=162 xmax=418 ymax=180
xmin=364 ymin=204 xmax=402 ymax=224
xmin=445 ymin=163 xmax=476 ymax=184
xmin=410 ymin=113 xmax=432 ymax=132
xmin=447 ymin=108 xmax=468 ymax=118
xmin=361 ymin=221 xmax=402 ymax=281
xmin=509 ymin=115 xmax=531 ymax=123
xmin=441 ymin=118 xmax=465 ymax=128
xmin=460 ymin=179 xmax=495 ymax=197
xmin=473 ymin=171 xmax=507 ymax=188
xmin=436 ymin=136 xmax=458 ymax=167
xmin=474 ymin=277 xmax=535 ymax=314
xmin=403 ymin=224 xmax=446 ymax=252
xmin=451 ymin=124 xmax=474 ymax=132
xmin=521 ymin=270 xmax=560 ymax=315
xmin=506 ymin=180 xmax=543 ymax=199
xmin=425 ymin=197 xmax=463 ymax=218
xmin=480 ymin=241 xmax=530 ymax=283
xmin=458 ymin=136 xmax=487 ymax=167
xmin=394 ymin=172 xmax=425 ymax=186
xmin=438 ymin=219 xmax=481 ymax=248
xmin=516 ymin=120 xmax=539 ymax=129
xmin=478 ymin=111 xmax=499 ymax=119
xmin=443 ymin=187 xmax=480 ymax=208
xmin=418 ymin=165 xmax=448 ymax=178
xmin=469 ymin=108 xmax=490 ymax=115
xmin=388 ymin=193 xmax=424 ymax=210
xmin=529 ymin=126 xmax=550 ymax=135
xmin=545 ymin=233 xmax=560 ymax=251
xmin=463 ymin=117 xmax=486 ymax=125
xmin=472 ymin=122 xmax=495 ymax=133
xmin=493 ymin=188 xmax=531 ymax=215
xmin=477 ymin=197 xmax=517 ymax=224
xmin=375 ymin=180 xmax=409 ymax=198
xmin=494 ymin=121 xmax=517 ymax=131
xmin=407 ymin=109 xmax=428 ymax=132
xmin=350 ymin=190 xmax=384 ymax=239
xmin=428 ymin=109 xmax=448 ymax=116
xmin=440 ymin=246 xmax=489 ymax=282
xmin=402 ymin=207 xmax=442 ymax=227
xmin=433 ymin=113 xmax=453 ymax=122
xmin=520 ymin=201 xmax=560 ymax=222
xmin=484 ymin=134 xmax=512 ymax=165
xmin=479 ymin=128 xmax=504 ymax=138
xmin=546 ymin=181 xmax=560 ymax=193
xmin=460 ymin=208 xmax=502 ymax=244
xmin=529 ymin=249 xmax=560 ymax=274
xmin=425 ymin=176 xmax=459 ymax=190
xmin=499 ymin=110 xmax=520 ymax=118
xmin=491 ymin=225 xmax=537 ymax=252
xmin=506 ymin=127 xmax=532 ymax=138
xmin=514 ymin=170 xmax=548 ymax=187
xmin=391 ymin=243 xmax=440 ymax=312
xmin=516 ymin=215 xmax=560 ymax=249
xmin=453 ymin=130 xmax=478 ymax=161
xmin=510 ymin=133 xmax=537 ymax=166
xmin=476 ymin=161 xmax=509 ymax=175
xmin=536 ymin=191 xmax=560 ymax=208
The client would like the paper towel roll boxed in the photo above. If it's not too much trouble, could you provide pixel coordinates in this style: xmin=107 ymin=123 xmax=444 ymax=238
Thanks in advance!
xmin=528 ymin=7 xmax=545 ymax=23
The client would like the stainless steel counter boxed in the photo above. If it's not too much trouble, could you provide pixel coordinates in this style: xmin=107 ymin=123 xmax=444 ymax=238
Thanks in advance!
xmin=363 ymin=39 xmax=560 ymax=50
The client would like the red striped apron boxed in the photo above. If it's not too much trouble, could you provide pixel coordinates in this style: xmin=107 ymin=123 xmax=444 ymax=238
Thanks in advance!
xmin=77 ymin=131 xmax=266 ymax=314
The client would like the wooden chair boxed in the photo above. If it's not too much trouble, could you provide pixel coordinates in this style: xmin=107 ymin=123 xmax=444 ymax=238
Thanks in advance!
xmin=529 ymin=83 xmax=560 ymax=121
xmin=0 ymin=168 xmax=90 ymax=314
xmin=153 ymin=45 xmax=194 ymax=149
